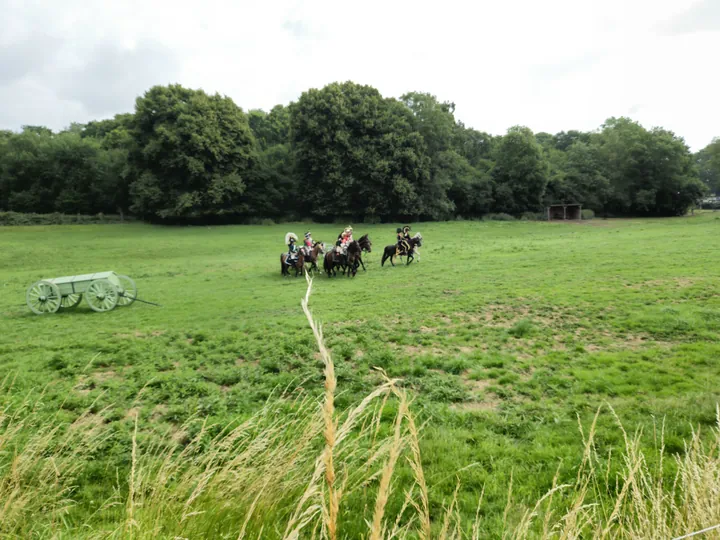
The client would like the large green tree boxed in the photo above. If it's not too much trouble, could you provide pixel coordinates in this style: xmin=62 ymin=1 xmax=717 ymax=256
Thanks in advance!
xmin=595 ymin=118 xmax=704 ymax=216
xmin=291 ymin=81 xmax=447 ymax=221
xmin=0 ymin=127 xmax=126 ymax=215
xmin=696 ymin=138 xmax=720 ymax=195
xmin=248 ymin=105 xmax=290 ymax=150
xmin=435 ymin=150 xmax=493 ymax=217
xmin=491 ymin=126 xmax=549 ymax=214
xmin=128 ymin=85 xmax=257 ymax=220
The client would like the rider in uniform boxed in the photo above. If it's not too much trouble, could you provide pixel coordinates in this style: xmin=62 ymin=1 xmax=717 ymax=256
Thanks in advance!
xmin=395 ymin=227 xmax=405 ymax=256
xmin=286 ymin=234 xmax=299 ymax=264
xmin=397 ymin=226 xmax=411 ymax=256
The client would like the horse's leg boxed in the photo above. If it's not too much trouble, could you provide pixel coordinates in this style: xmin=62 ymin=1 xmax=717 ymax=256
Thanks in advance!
xmin=359 ymin=258 xmax=366 ymax=271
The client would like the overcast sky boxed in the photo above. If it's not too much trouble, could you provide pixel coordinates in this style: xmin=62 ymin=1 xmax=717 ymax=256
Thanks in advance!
xmin=1 ymin=0 xmax=718 ymax=150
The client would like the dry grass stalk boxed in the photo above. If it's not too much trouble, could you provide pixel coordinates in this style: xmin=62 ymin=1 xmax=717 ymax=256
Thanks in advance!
xmin=403 ymin=398 xmax=432 ymax=540
xmin=370 ymin=393 xmax=408 ymax=539
xmin=302 ymin=272 xmax=339 ymax=539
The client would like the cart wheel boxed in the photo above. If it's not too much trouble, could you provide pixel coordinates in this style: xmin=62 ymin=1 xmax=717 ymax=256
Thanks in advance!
xmin=27 ymin=280 xmax=62 ymax=315
xmin=60 ymin=293 xmax=83 ymax=310
xmin=85 ymin=279 xmax=119 ymax=312
xmin=116 ymin=275 xmax=137 ymax=306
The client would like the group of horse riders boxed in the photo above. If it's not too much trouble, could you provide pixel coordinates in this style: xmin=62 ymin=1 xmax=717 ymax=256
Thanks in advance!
xmin=284 ymin=225 xmax=416 ymax=266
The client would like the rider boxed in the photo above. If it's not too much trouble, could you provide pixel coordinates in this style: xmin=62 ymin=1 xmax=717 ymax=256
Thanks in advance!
xmin=395 ymin=227 xmax=405 ymax=256
xmin=303 ymin=231 xmax=313 ymax=256
xmin=336 ymin=226 xmax=353 ymax=254
xmin=287 ymin=236 xmax=299 ymax=264
xmin=397 ymin=226 xmax=411 ymax=256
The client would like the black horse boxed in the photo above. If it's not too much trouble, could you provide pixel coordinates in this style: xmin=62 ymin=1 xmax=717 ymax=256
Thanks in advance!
xmin=324 ymin=234 xmax=372 ymax=277
xmin=381 ymin=233 xmax=423 ymax=266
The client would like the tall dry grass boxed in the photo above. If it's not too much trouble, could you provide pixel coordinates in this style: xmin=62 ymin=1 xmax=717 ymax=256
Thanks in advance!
xmin=1 ymin=275 xmax=720 ymax=538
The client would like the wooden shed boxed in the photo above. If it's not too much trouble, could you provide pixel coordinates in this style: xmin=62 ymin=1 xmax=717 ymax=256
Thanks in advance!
xmin=547 ymin=203 xmax=582 ymax=221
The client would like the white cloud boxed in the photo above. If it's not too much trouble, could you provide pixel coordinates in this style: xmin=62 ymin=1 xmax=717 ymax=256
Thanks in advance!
xmin=0 ymin=0 xmax=717 ymax=150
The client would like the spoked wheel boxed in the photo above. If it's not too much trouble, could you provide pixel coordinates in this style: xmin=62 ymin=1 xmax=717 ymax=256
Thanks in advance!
xmin=116 ymin=275 xmax=137 ymax=307
xmin=60 ymin=293 xmax=83 ymax=310
xmin=85 ymin=279 xmax=119 ymax=312
xmin=26 ymin=281 xmax=62 ymax=315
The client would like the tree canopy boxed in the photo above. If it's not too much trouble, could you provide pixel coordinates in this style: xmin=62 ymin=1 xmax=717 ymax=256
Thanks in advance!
xmin=0 ymin=82 xmax=710 ymax=222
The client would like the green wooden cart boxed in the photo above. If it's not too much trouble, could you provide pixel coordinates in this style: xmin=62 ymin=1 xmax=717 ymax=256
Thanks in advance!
xmin=26 ymin=271 xmax=137 ymax=315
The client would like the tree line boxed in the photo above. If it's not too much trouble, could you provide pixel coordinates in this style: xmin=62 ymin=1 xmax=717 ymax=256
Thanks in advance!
xmin=0 ymin=82 xmax=716 ymax=223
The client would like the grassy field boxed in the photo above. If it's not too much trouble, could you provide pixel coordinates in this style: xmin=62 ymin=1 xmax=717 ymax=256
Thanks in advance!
xmin=1 ymin=214 xmax=720 ymax=537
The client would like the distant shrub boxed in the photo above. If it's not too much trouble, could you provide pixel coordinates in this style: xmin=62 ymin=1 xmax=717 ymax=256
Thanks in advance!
xmin=246 ymin=217 xmax=276 ymax=226
xmin=482 ymin=213 xmax=516 ymax=222
xmin=363 ymin=214 xmax=381 ymax=224
xmin=0 ymin=211 xmax=130 ymax=226
xmin=520 ymin=212 xmax=544 ymax=221
xmin=582 ymin=209 xmax=595 ymax=220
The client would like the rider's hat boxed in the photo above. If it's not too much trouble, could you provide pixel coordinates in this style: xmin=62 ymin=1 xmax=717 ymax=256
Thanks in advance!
xmin=289 ymin=237 xmax=296 ymax=243
xmin=344 ymin=226 xmax=353 ymax=233
xmin=304 ymin=232 xmax=311 ymax=238
xmin=396 ymin=227 xmax=402 ymax=233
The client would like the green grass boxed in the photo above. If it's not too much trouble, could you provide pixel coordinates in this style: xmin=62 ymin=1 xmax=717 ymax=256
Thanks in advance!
xmin=2 ymin=214 xmax=720 ymax=536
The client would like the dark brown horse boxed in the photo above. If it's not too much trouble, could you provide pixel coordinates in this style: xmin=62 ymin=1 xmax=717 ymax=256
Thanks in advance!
xmin=354 ymin=234 xmax=372 ymax=272
xmin=303 ymin=241 xmax=325 ymax=274
xmin=281 ymin=251 xmax=305 ymax=277
xmin=323 ymin=248 xmax=344 ymax=277
xmin=345 ymin=240 xmax=362 ymax=277
xmin=381 ymin=233 xmax=423 ymax=266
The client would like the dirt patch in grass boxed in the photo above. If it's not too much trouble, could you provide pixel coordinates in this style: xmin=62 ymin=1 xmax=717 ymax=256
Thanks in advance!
xmin=94 ymin=370 xmax=121 ymax=383
xmin=625 ymin=277 xmax=703 ymax=290
xmin=151 ymin=404 xmax=168 ymax=420
xmin=451 ymin=400 xmax=499 ymax=412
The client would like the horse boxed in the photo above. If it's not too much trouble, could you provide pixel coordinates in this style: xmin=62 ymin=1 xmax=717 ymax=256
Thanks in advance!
xmin=324 ymin=234 xmax=372 ymax=277
xmin=353 ymin=234 xmax=372 ymax=272
xmin=345 ymin=240 xmax=363 ymax=277
xmin=381 ymin=233 xmax=423 ymax=266
xmin=281 ymin=251 xmax=305 ymax=277
xmin=323 ymin=248 xmax=344 ymax=277
xmin=340 ymin=234 xmax=372 ymax=275
xmin=303 ymin=241 xmax=325 ymax=274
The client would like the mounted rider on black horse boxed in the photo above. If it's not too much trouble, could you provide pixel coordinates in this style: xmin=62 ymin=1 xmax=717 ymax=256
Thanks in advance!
xmin=396 ymin=226 xmax=412 ymax=257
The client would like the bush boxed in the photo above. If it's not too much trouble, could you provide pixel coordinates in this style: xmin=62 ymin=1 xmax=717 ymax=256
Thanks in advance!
xmin=520 ymin=211 xmax=544 ymax=221
xmin=0 ymin=212 xmax=130 ymax=226
xmin=245 ymin=217 xmax=276 ymax=226
xmin=363 ymin=214 xmax=381 ymax=224
xmin=482 ymin=213 xmax=516 ymax=222
xmin=582 ymin=209 xmax=595 ymax=220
